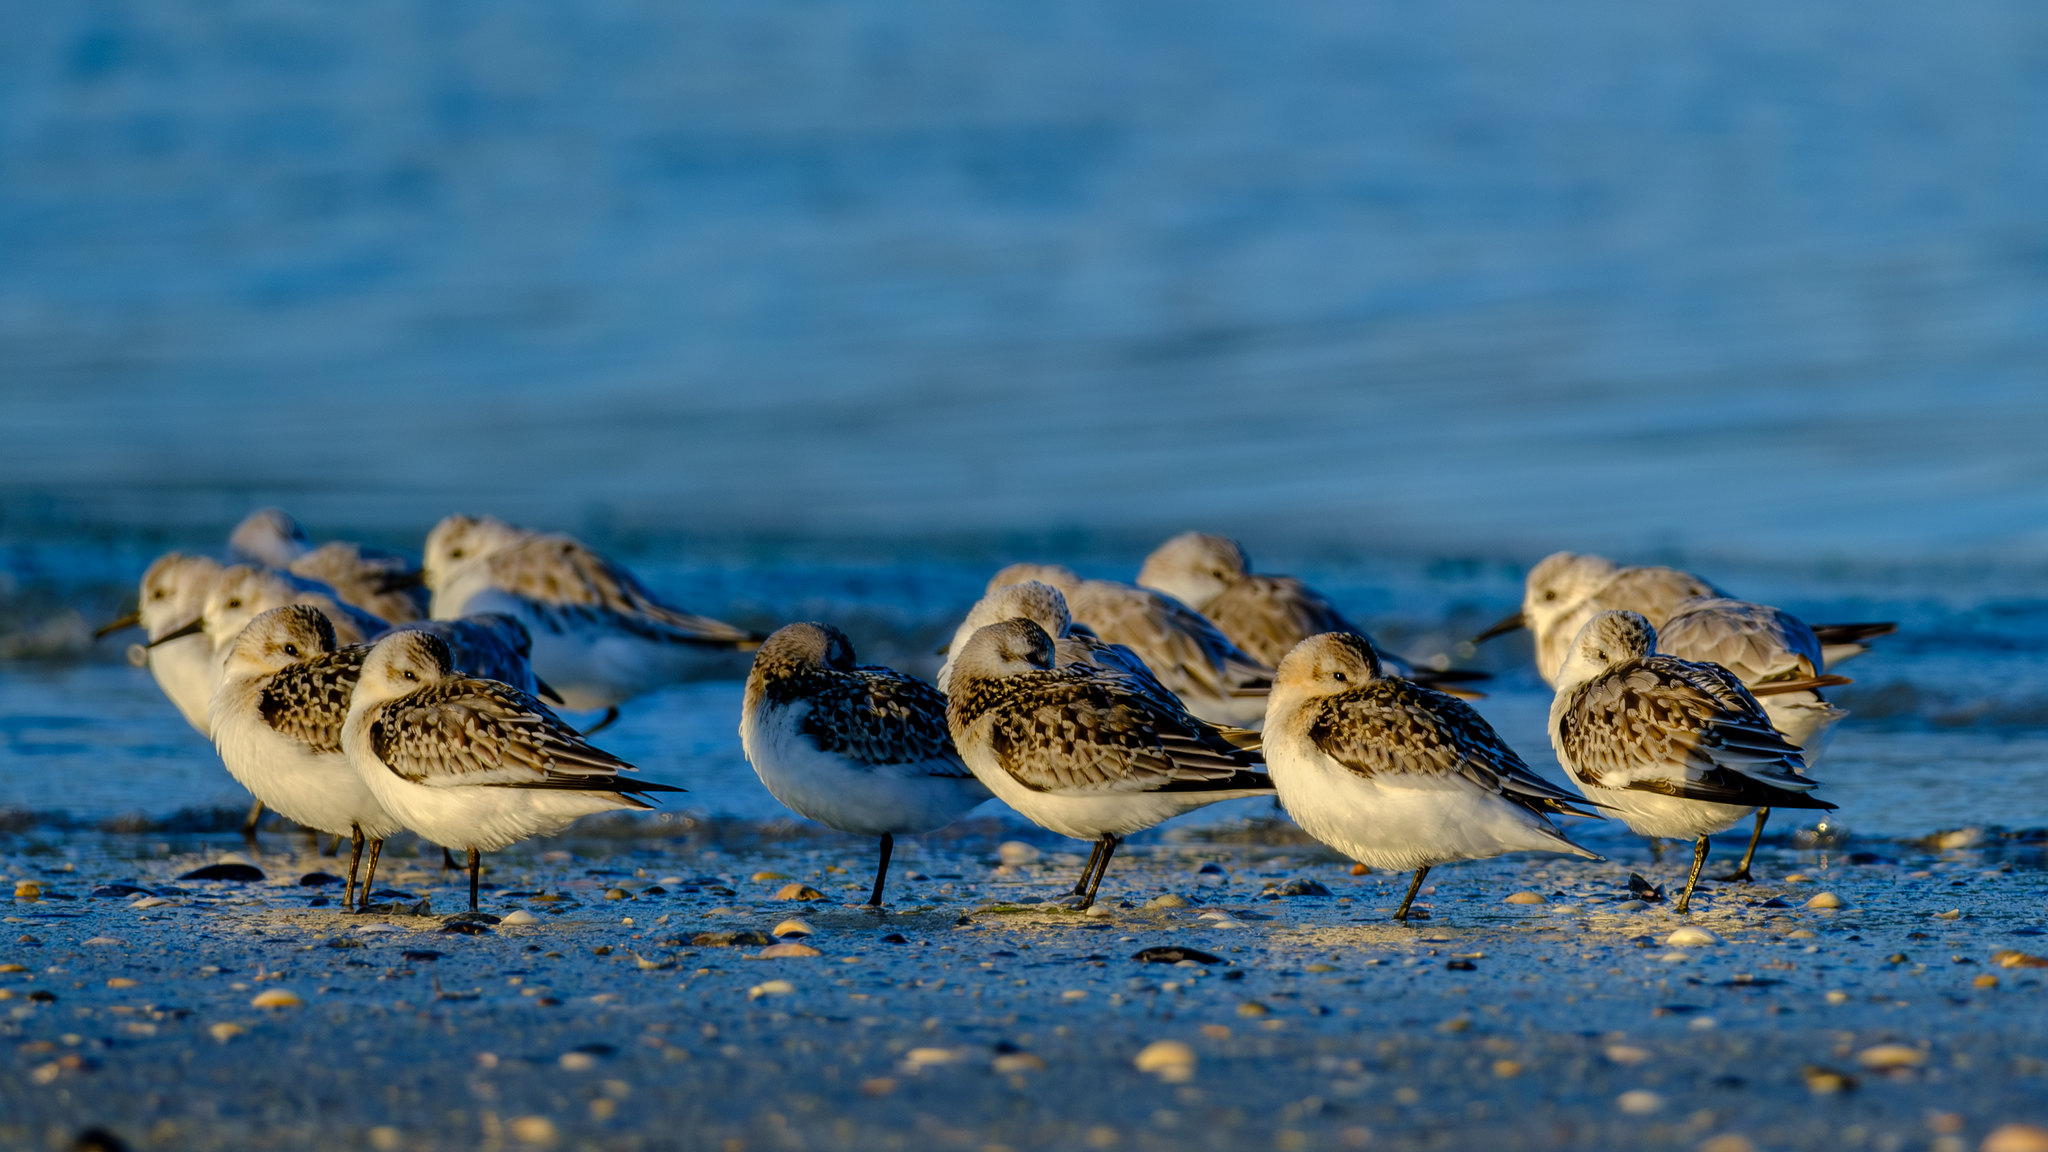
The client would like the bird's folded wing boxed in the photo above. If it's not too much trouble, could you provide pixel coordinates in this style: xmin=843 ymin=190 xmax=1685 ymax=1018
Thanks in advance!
xmin=369 ymin=679 xmax=659 ymax=791
xmin=1558 ymin=659 xmax=1818 ymax=802
xmin=1310 ymin=682 xmax=1592 ymax=815
xmin=1658 ymin=598 xmax=1824 ymax=682
xmin=1071 ymin=583 xmax=1271 ymax=699
xmin=1203 ymin=576 xmax=1351 ymax=667
xmin=801 ymin=669 xmax=974 ymax=779
xmin=487 ymin=536 xmax=760 ymax=646
xmin=981 ymin=674 xmax=1266 ymax=795
xmin=259 ymin=648 xmax=371 ymax=755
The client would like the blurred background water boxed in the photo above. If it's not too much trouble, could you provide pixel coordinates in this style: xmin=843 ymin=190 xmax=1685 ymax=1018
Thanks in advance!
xmin=2 ymin=1 xmax=2045 ymax=839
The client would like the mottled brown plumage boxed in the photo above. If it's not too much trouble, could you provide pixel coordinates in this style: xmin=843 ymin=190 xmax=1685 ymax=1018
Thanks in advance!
xmin=485 ymin=535 xmax=760 ymax=648
xmin=367 ymin=673 xmax=659 ymax=795
xmin=257 ymin=644 xmax=370 ymax=756
xmin=751 ymin=641 xmax=969 ymax=775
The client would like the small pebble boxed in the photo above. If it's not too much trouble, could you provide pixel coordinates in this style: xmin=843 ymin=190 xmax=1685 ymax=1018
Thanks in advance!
xmin=1855 ymin=1044 xmax=1927 ymax=1070
xmin=250 ymin=990 xmax=303 ymax=1009
xmin=1133 ymin=1040 xmax=1197 ymax=1082
xmin=13 ymin=881 xmax=41 ymax=900
xmin=1616 ymin=1090 xmax=1663 ymax=1114
xmin=997 ymin=842 xmax=1041 ymax=866
xmin=1805 ymin=892 xmax=1843 ymax=909
xmin=1145 ymin=894 xmax=1189 ymax=909
xmin=757 ymin=943 xmax=821 ymax=959
xmin=1236 ymin=1001 xmax=1269 ymax=1017
xmin=105 ymin=978 xmax=138 ymax=989
xmin=500 ymin=910 xmax=539 ymax=926
xmin=993 ymin=1052 xmax=1046 ymax=1074
xmin=508 ymin=1115 xmax=558 ymax=1146
xmin=604 ymin=888 xmax=630 ymax=901
xmin=1349 ymin=863 xmax=1369 ymax=876
xmin=1605 ymin=1046 xmax=1651 ymax=1065
xmin=1782 ymin=873 xmax=1812 ymax=883
xmin=1503 ymin=891 xmax=1546 ymax=905
xmin=773 ymin=883 xmax=825 ymax=901
xmin=82 ymin=937 xmax=124 ymax=947
xmin=1982 ymin=1123 xmax=2048 ymax=1152
xmin=208 ymin=1023 xmax=244 ymax=1043
xmin=1936 ymin=909 xmax=1961 ymax=920
xmin=1993 ymin=951 xmax=2048 ymax=969
xmin=902 ymin=1047 xmax=960 ymax=1068
xmin=1698 ymin=1136 xmax=1757 ymax=1152
xmin=130 ymin=897 xmax=171 ymax=909
xmin=1666 ymin=927 xmax=1720 ymax=947
xmin=1825 ymin=991 xmax=1850 ymax=1005
xmin=772 ymin=919 xmax=816 ymax=937
xmin=1084 ymin=905 xmax=1113 ymax=919
xmin=747 ymin=980 xmax=795 ymax=999
xmin=860 ymin=1078 xmax=897 ymax=1097
xmin=752 ymin=871 xmax=791 ymax=882
xmin=1975 ymin=974 xmax=2000 ymax=989
xmin=559 ymin=1052 xmax=597 ymax=1071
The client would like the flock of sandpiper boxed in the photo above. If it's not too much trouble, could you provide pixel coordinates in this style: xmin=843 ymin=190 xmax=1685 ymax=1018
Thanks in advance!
xmin=98 ymin=511 xmax=1895 ymax=922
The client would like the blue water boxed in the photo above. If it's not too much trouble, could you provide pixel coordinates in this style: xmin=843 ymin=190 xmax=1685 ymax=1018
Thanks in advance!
xmin=2 ymin=2 xmax=2045 ymax=835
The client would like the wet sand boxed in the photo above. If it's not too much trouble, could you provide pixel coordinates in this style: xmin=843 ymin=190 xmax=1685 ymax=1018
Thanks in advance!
xmin=4 ymin=825 xmax=2047 ymax=1151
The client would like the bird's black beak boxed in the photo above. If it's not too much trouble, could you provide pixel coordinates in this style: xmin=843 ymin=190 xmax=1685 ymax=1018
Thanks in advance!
xmin=933 ymin=639 xmax=952 ymax=656
xmin=147 ymin=618 xmax=205 ymax=647
xmin=1472 ymin=610 xmax=1526 ymax=644
xmin=94 ymin=610 xmax=142 ymax=639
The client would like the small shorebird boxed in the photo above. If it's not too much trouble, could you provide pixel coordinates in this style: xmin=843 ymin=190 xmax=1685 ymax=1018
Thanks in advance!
xmin=1479 ymin=552 xmax=1896 ymax=684
xmin=230 ymin=508 xmax=428 ymax=623
xmin=209 ymin=607 xmax=402 ymax=911
xmin=1137 ymin=532 xmax=1490 ymax=698
xmin=342 ymin=630 xmax=682 ymax=912
xmin=937 ymin=580 xmax=1178 ymax=706
xmin=423 ymin=515 xmax=763 ymax=731
xmin=946 ymin=618 xmax=1272 ymax=909
xmin=1264 ymin=632 xmax=1599 ymax=921
xmin=1550 ymin=611 xmax=1834 ymax=913
xmin=400 ymin=614 xmax=554 ymax=701
xmin=96 ymin=552 xmax=225 ymax=735
xmin=980 ymin=563 xmax=1272 ymax=728
xmin=1658 ymin=596 xmax=1851 ymax=881
xmin=740 ymin=623 xmax=990 ymax=906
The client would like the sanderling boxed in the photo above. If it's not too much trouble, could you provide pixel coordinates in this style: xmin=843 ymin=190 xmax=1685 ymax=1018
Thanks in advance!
xmin=980 ymin=563 xmax=1272 ymax=728
xmin=1657 ymin=596 xmax=1852 ymax=881
xmin=424 ymin=515 xmax=763 ymax=731
xmin=209 ymin=607 xmax=402 ymax=911
xmin=1136 ymin=532 xmax=1490 ymax=698
xmin=1549 ymin=611 xmax=1834 ymax=913
xmin=230 ymin=508 xmax=428 ymax=623
xmin=740 ymin=623 xmax=991 ymax=906
xmin=946 ymin=618 xmax=1272 ymax=909
xmin=96 ymin=552 xmax=225 ymax=735
xmin=1263 ymin=632 xmax=1598 ymax=921
xmin=1479 ymin=552 xmax=1895 ymax=683
xmin=398 ymin=614 xmax=554 ymax=701
xmin=937 ymin=580 xmax=1176 ymax=705
xmin=342 ymin=630 xmax=683 ymax=912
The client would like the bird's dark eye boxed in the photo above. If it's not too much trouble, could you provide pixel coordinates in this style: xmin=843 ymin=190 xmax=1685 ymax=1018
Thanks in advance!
xmin=283 ymin=644 xmax=299 ymax=658
xmin=1332 ymin=671 xmax=1347 ymax=682
xmin=1543 ymin=591 xmax=1556 ymax=601
xmin=1595 ymin=650 xmax=1608 ymax=662
xmin=227 ymin=598 xmax=242 ymax=608
xmin=151 ymin=589 xmax=165 ymax=599
xmin=403 ymin=670 xmax=417 ymax=681
xmin=449 ymin=548 xmax=464 ymax=559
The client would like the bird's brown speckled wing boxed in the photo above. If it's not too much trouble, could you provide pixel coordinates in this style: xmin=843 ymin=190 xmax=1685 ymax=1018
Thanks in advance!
xmin=1065 ymin=582 xmax=1271 ymax=700
xmin=1307 ymin=679 xmax=1591 ymax=815
xmin=1657 ymin=598 xmax=1824 ymax=683
xmin=952 ymin=669 xmax=1268 ymax=795
xmin=368 ymin=678 xmax=677 ymax=797
xmin=798 ymin=668 xmax=974 ymax=778
xmin=1555 ymin=657 xmax=1828 ymax=808
xmin=484 ymin=535 xmax=760 ymax=647
xmin=258 ymin=646 xmax=371 ymax=755
xmin=1203 ymin=576 xmax=1353 ymax=666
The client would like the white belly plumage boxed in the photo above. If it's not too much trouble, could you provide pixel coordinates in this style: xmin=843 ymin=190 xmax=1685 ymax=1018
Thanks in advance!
xmin=210 ymin=707 xmax=403 ymax=840
xmin=152 ymin=635 xmax=216 ymax=735
xmin=740 ymin=707 xmax=989 ymax=838
xmin=1573 ymin=780 xmax=1753 ymax=841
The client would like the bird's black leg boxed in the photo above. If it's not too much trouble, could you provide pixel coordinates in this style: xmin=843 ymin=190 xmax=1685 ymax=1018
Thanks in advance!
xmin=583 ymin=707 xmax=622 ymax=736
xmin=867 ymin=833 xmax=894 ymax=908
xmin=361 ymin=839 xmax=384 ymax=913
xmin=1394 ymin=865 xmax=1433 ymax=921
xmin=1078 ymin=835 xmax=1120 ymax=911
xmin=441 ymin=847 xmax=459 ymax=871
xmin=344 ymin=825 xmax=364 ymax=913
xmin=468 ymin=848 xmax=481 ymax=913
xmin=241 ymin=800 xmax=265 ymax=848
xmin=1716 ymin=811 xmax=1768 ymax=883
xmin=1070 ymin=838 xmax=1105 ymax=897
xmin=1676 ymin=836 xmax=1710 ymax=914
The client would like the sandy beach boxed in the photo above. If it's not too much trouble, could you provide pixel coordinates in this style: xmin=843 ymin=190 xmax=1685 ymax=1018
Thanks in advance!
xmin=4 ymin=821 xmax=2045 ymax=1152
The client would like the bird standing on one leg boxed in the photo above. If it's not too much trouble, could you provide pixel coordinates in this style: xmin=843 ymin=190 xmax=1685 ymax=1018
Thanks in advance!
xmin=740 ymin=623 xmax=990 ymax=908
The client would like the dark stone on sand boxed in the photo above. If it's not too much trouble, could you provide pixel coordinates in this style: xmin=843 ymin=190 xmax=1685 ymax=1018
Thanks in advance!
xmin=71 ymin=1128 xmax=130 ymax=1152
xmin=299 ymin=872 xmax=343 ymax=887
xmin=445 ymin=911 xmax=501 ymax=925
xmin=178 ymin=863 xmax=265 ymax=883
xmin=28 ymin=989 xmax=56 ymax=1002
xmin=402 ymin=950 xmax=444 ymax=962
xmin=1628 ymin=874 xmax=1664 ymax=902
xmin=440 ymin=921 xmax=493 ymax=935
xmin=572 ymin=1043 xmax=618 ymax=1058
xmin=880 ymin=933 xmax=909 ymax=944
xmin=1446 ymin=959 xmax=1477 ymax=971
xmin=92 ymin=885 xmax=152 ymax=898
xmin=1274 ymin=878 xmax=1333 ymax=897
xmin=1132 ymin=946 xmax=1224 ymax=965
xmin=371 ymin=889 xmax=415 ymax=900
xmin=326 ymin=937 xmax=365 ymax=949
